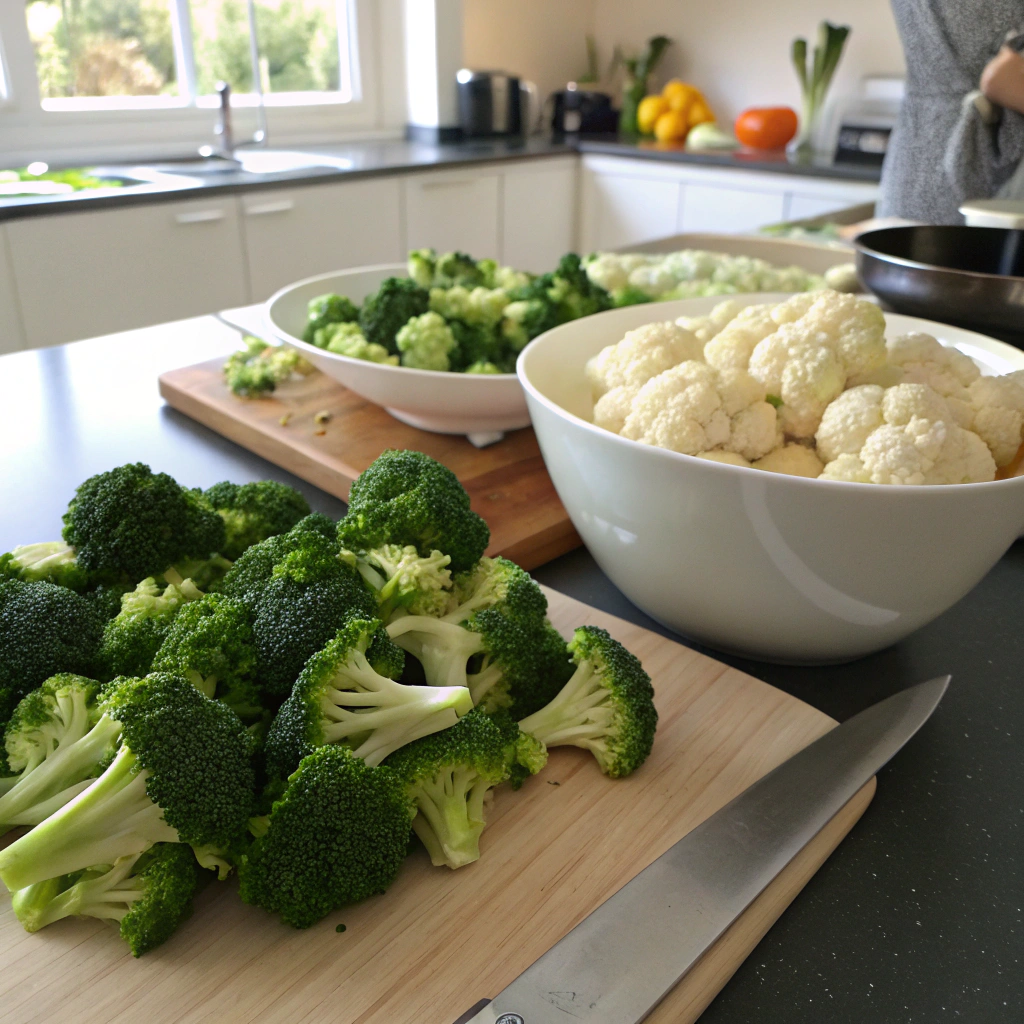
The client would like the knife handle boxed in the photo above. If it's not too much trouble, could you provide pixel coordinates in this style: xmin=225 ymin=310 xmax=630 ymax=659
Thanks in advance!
xmin=451 ymin=998 xmax=491 ymax=1023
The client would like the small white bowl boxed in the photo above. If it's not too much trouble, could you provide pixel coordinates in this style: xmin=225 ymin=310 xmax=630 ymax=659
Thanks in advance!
xmin=518 ymin=294 xmax=1024 ymax=664
xmin=264 ymin=264 xmax=530 ymax=437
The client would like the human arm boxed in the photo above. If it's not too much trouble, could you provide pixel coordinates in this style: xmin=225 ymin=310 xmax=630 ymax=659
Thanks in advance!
xmin=981 ymin=45 xmax=1024 ymax=115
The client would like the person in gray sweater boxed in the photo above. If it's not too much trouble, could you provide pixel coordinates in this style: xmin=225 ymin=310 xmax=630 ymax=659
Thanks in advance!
xmin=878 ymin=1 xmax=1024 ymax=223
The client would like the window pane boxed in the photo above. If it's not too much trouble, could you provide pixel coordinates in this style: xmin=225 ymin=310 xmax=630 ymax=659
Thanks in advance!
xmin=191 ymin=0 xmax=345 ymax=97
xmin=25 ymin=0 xmax=178 ymax=99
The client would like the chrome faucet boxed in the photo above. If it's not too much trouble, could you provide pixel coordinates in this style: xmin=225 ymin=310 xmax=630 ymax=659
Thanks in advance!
xmin=213 ymin=81 xmax=235 ymax=158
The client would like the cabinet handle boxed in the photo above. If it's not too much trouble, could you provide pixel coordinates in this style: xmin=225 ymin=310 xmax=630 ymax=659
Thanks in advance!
xmin=245 ymin=199 xmax=296 ymax=216
xmin=419 ymin=179 xmax=477 ymax=190
xmin=175 ymin=209 xmax=226 ymax=224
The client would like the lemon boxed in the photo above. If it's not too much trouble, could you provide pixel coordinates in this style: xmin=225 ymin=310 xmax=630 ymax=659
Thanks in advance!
xmin=637 ymin=95 xmax=669 ymax=135
xmin=687 ymin=96 xmax=715 ymax=129
xmin=654 ymin=108 xmax=690 ymax=143
xmin=662 ymin=79 xmax=700 ymax=111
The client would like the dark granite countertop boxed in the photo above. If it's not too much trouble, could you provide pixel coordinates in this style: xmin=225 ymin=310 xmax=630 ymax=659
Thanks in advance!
xmin=0 ymin=312 xmax=1018 ymax=1022
xmin=0 ymin=134 xmax=880 ymax=223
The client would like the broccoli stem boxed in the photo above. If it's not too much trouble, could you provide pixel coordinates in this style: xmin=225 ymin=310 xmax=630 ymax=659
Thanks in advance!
xmin=517 ymin=661 xmax=613 ymax=749
xmin=0 ymin=744 xmax=179 ymax=891
xmin=387 ymin=616 xmax=485 ymax=689
xmin=411 ymin=766 xmax=490 ymax=868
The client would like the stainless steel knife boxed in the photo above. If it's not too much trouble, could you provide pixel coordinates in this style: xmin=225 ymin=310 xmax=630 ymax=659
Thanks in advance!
xmin=451 ymin=675 xmax=950 ymax=1024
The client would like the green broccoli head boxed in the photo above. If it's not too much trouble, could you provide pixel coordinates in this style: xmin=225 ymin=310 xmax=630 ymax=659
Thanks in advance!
xmin=365 ymin=626 xmax=406 ymax=681
xmin=0 ymin=579 xmax=104 ymax=724
xmin=384 ymin=707 xmax=536 ymax=869
xmin=447 ymin=318 xmax=509 ymax=372
xmin=500 ymin=295 xmax=560 ymax=351
xmin=98 ymin=577 xmax=204 ymax=680
xmin=337 ymin=450 xmax=489 ymax=573
xmin=0 ymin=541 xmax=91 ymax=591
xmin=0 ymin=672 xmax=256 ymax=892
xmin=358 ymin=277 xmax=430 ymax=354
xmin=263 ymin=618 xmax=472 ymax=780
xmin=314 ymin=322 xmax=398 ymax=365
xmin=238 ymin=744 xmax=414 ymax=928
xmin=444 ymin=556 xmax=548 ymax=627
xmin=428 ymin=285 xmax=510 ymax=329
xmin=302 ymin=293 xmax=360 ymax=344
xmin=396 ymin=311 xmax=457 ymax=371
xmin=61 ymin=463 xmax=227 ymax=583
xmin=518 ymin=625 xmax=657 ymax=779
xmin=347 ymin=543 xmax=453 ymax=621
xmin=83 ymin=582 xmax=134 ymax=622
xmin=203 ymin=480 xmax=311 ymax=561
xmin=251 ymin=545 xmax=377 ymax=699
xmin=407 ymin=248 xmax=437 ymax=288
xmin=12 ymin=842 xmax=202 ymax=956
xmin=548 ymin=252 xmax=613 ymax=322
xmin=465 ymin=361 xmax=503 ymax=375
xmin=611 ymin=285 xmax=654 ymax=307
xmin=434 ymin=251 xmax=485 ymax=288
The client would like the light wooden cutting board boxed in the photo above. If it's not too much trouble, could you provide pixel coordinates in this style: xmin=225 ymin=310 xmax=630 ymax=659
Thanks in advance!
xmin=0 ymin=588 xmax=873 ymax=1024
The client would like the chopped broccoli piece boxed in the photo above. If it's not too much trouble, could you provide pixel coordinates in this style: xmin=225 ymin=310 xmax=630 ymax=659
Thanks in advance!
xmin=0 ymin=672 xmax=256 ymax=892
xmin=385 ymin=708 xmax=542 ymax=868
xmin=314 ymin=321 xmax=399 ymax=364
xmin=345 ymin=543 xmax=453 ymax=621
xmin=407 ymin=248 xmax=437 ymax=288
xmin=263 ymin=618 xmax=472 ymax=778
xmin=11 ymin=842 xmax=203 ymax=956
xmin=434 ymin=251 xmax=485 ymax=289
xmin=396 ymin=311 xmax=457 ymax=371
xmin=365 ymin=627 xmax=407 ymax=681
xmin=358 ymin=277 xmax=430 ymax=355
xmin=0 ymin=579 xmax=104 ymax=724
xmin=0 ymin=674 xmax=122 ymax=834
xmin=62 ymin=463 xmax=227 ymax=584
xmin=302 ymin=293 xmax=360 ymax=344
xmin=445 ymin=556 xmax=549 ymax=627
xmin=465 ymin=361 xmax=503 ymax=375
xmin=203 ymin=480 xmax=311 ymax=561
xmin=337 ymin=450 xmax=489 ymax=573
xmin=428 ymin=285 xmax=510 ymax=328
xmin=0 ymin=541 xmax=91 ymax=591
xmin=99 ymin=576 xmax=204 ymax=680
xmin=224 ymin=336 xmax=313 ymax=396
xmin=82 ymin=582 xmax=133 ymax=623
xmin=447 ymin=319 xmax=508 ymax=371
xmin=238 ymin=745 xmax=414 ymax=928
xmin=547 ymin=252 xmax=613 ymax=322
xmin=518 ymin=626 xmax=658 ymax=778
xmin=611 ymin=286 xmax=654 ymax=307
xmin=500 ymin=295 xmax=560 ymax=351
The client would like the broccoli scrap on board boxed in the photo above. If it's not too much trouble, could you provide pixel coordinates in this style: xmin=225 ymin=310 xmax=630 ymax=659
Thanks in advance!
xmin=224 ymin=336 xmax=313 ymax=397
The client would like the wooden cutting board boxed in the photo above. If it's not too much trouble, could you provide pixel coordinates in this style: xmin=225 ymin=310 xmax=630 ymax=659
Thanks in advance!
xmin=158 ymin=360 xmax=580 ymax=571
xmin=0 ymin=588 xmax=873 ymax=1024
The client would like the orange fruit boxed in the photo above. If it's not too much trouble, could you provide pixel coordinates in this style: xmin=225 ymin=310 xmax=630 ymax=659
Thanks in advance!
xmin=637 ymin=94 xmax=669 ymax=135
xmin=654 ymin=108 xmax=690 ymax=143
xmin=663 ymin=79 xmax=700 ymax=111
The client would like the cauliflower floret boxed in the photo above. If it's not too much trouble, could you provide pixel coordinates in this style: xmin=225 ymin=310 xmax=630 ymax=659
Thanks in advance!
xmin=704 ymin=303 xmax=779 ymax=372
xmin=822 ymin=263 xmax=860 ymax=293
xmin=966 ymin=374 xmax=1024 ymax=467
xmin=883 ymin=332 xmax=979 ymax=425
xmin=769 ymin=291 xmax=819 ymax=325
xmin=584 ymin=253 xmax=651 ymax=293
xmin=585 ymin=321 xmax=704 ymax=399
xmin=593 ymin=384 xmax=640 ymax=434
xmin=676 ymin=298 xmax=743 ymax=345
xmin=620 ymin=360 xmax=779 ymax=460
xmin=818 ymin=383 xmax=996 ymax=485
xmin=627 ymin=262 xmax=682 ymax=298
xmin=752 ymin=443 xmax=824 ymax=478
xmin=747 ymin=290 xmax=887 ymax=438
xmin=815 ymin=385 xmax=886 ymax=463
xmin=696 ymin=450 xmax=751 ymax=467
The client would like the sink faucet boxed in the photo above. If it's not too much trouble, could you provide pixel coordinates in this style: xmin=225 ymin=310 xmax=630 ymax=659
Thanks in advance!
xmin=213 ymin=81 xmax=234 ymax=159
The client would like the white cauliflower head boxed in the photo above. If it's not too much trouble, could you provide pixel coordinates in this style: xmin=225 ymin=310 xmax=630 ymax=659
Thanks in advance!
xmin=585 ymin=321 xmax=704 ymax=399
xmin=752 ymin=443 xmax=824 ymax=478
xmin=593 ymin=384 xmax=640 ymax=435
xmin=966 ymin=374 xmax=1024 ymax=467
xmin=704 ymin=303 xmax=779 ymax=372
xmin=815 ymin=385 xmax=886 ymax=464
xmin=696 ymin=450 xmax=751 ymax=467
xmin=676 ymin=298 xmax=743 ymax=345
xmin=620 ymin=360 xmax=780 ymax=460
xmin=584 ymin=252 xmax=651 ymax=293
xmin=882 ymin=332 xmax=979 ymax=425
xmin=747 ymin=290 xmax=887 ymax=439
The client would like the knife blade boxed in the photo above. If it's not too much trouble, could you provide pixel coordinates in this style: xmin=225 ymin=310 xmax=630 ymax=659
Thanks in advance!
xmin=452 ymin=675 xmax=949 ymax=1024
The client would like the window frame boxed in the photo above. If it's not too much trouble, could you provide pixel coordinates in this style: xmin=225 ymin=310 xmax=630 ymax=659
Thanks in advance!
xmin=0 ymin=0 xmax=396 ymax=166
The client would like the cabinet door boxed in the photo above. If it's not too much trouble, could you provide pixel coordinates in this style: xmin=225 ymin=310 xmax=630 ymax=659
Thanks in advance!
xmin=404 ymin=171 xmax=500 ymax=258
xmin=679 ymin=185 xmax=786 ymax=234
xmin=501 ymin=159 xmax=577 ymax=271
xmin=581 ymin=169 xmax=681 ymax=251
xmin=241 ymin=177 xmax=404 ymax=301
xmin=0 ymin=227 xmax=26 ymax=354
xmin=7 ymin=199 xmax=248 ymax=348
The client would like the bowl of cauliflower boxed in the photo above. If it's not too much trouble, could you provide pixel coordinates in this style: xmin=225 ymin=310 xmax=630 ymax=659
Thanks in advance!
xmin=517 ymin=290 xmax=1024 ymax=663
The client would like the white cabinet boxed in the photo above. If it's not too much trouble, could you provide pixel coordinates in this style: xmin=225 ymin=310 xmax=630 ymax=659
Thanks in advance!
xmin=501 ymin=158 xmax=577 ymax=272
xmin=404 ymin=169 xmax=501 ymax=258
xmin=0 ymin=227 xmax=26 ymax=354
xmin=679 ymin=185 xmax=786 ymax=235
xmin=580 ymin=162 xmax=681 ymax=251
xmin=240 ymin=177 xmax=404 ymax=302
xmin=6 ymin=198 xmax=249 ymax=348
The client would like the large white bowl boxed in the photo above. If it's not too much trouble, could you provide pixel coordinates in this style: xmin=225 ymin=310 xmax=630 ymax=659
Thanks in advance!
xmin=265 ymin=264 xmax=530 ymax=436
xmin=518 ymin=295 xmax=1024 ymax=664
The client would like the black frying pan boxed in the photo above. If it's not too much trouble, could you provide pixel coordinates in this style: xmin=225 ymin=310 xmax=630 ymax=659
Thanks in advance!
xmin=855 ymin=226 xmax=1024 ymax=345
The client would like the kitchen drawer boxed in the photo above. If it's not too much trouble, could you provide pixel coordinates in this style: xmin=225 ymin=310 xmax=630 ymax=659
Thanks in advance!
xmin=404 ymin=170 xmax=501 ymax=257
xmin=581 ymin=168 xmax=681 ymax=251
xmin=501 ymin=159 xmax=577 ymax=271
xmin=241 ymin=177 xmax=404 ymax=302
xmin=679 ymin=184 xmax=786 ymax=235
xmin=6 ymin=199 xmax=248 ymax=348
xmin=0 ymin=226 xmax=26 ymax=354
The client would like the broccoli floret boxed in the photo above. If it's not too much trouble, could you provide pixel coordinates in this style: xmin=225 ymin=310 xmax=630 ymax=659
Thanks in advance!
xmin=447 ymin=319 xmax=508 ymax=372
xmin=429 ymin=285 xmax=510 ymax=328
xmin=358 ymin=277 xmax=430 ymax=355
xmin=151 ymin=593 xmax=263 ymax=721
xmin=217 ymin=512 xmax=338 ymax=608
xmin=345 ymin=544 xmax=453 ymax=621
xmin=445 ymin=556 xmax=549 ymax=627
xmin=0 ymin=579 xmax=104 ymax=724
xmin=407 ymin=248 xmax=437 ymax=288
xmin=385 ymin=708 xmax=542 ymax=868
xmin=223 ymin=336 xmax=313 ymax=397
xmin=264 ymin=618 xmax=473 ymax=779
xmin=500 ymin=295 xmax=560 ymax=352
xmin=99 ymin=577 xmax=204 ymax=680
xmin=203 ymin=480 xmax=311 ymax=561
xmin=83 ymin=582 xmax=134 ymax=622
xmin=238 ymin=745 xmax=414 ymax=928
xmin=434 ymin=251 xmax=485 ymax=288
xmin=11 ymin=841 xmax=202 ymax=956
xmin=314 ymin=322 xmax=399 ymax=364
xmin=395 ymin=311 xmax=457 ymax=371
xmin=365 ymin=627 xmax=407 ymax=681
xmin=0 ymin=541 xmax=91 ymax=591
xmin=611 ymin=285 xmax=654 ymax=307
xmin=0 ymin=672 xmax=256 ymax=892
xmin=337 ymin=450 xmax=489 ymax=573
xmin=0 ymin=674 xmax=122 ymax=834
xmin=62 ymin=463 xmax=227 ymax=584
xmin=252 ymin=545 xmax=377 ymax=700
xmin=302 ymin=293 xmax=360 ymax=344
xmin=548 ymin=252 xmax=613 ymax=322
xmin=465 ymin=361 xmax=503 ymax=375
xmin=517 ymin=626 xmax=658 ymax=778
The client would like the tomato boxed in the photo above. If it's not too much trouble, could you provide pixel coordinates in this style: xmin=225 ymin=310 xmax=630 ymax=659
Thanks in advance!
xmin=733 ymin=107 xmax=798 ymax=150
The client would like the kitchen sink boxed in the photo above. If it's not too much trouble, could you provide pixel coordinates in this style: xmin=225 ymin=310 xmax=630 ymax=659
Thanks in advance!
xmin=119 ymin=149 xmax=353 ymax=178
